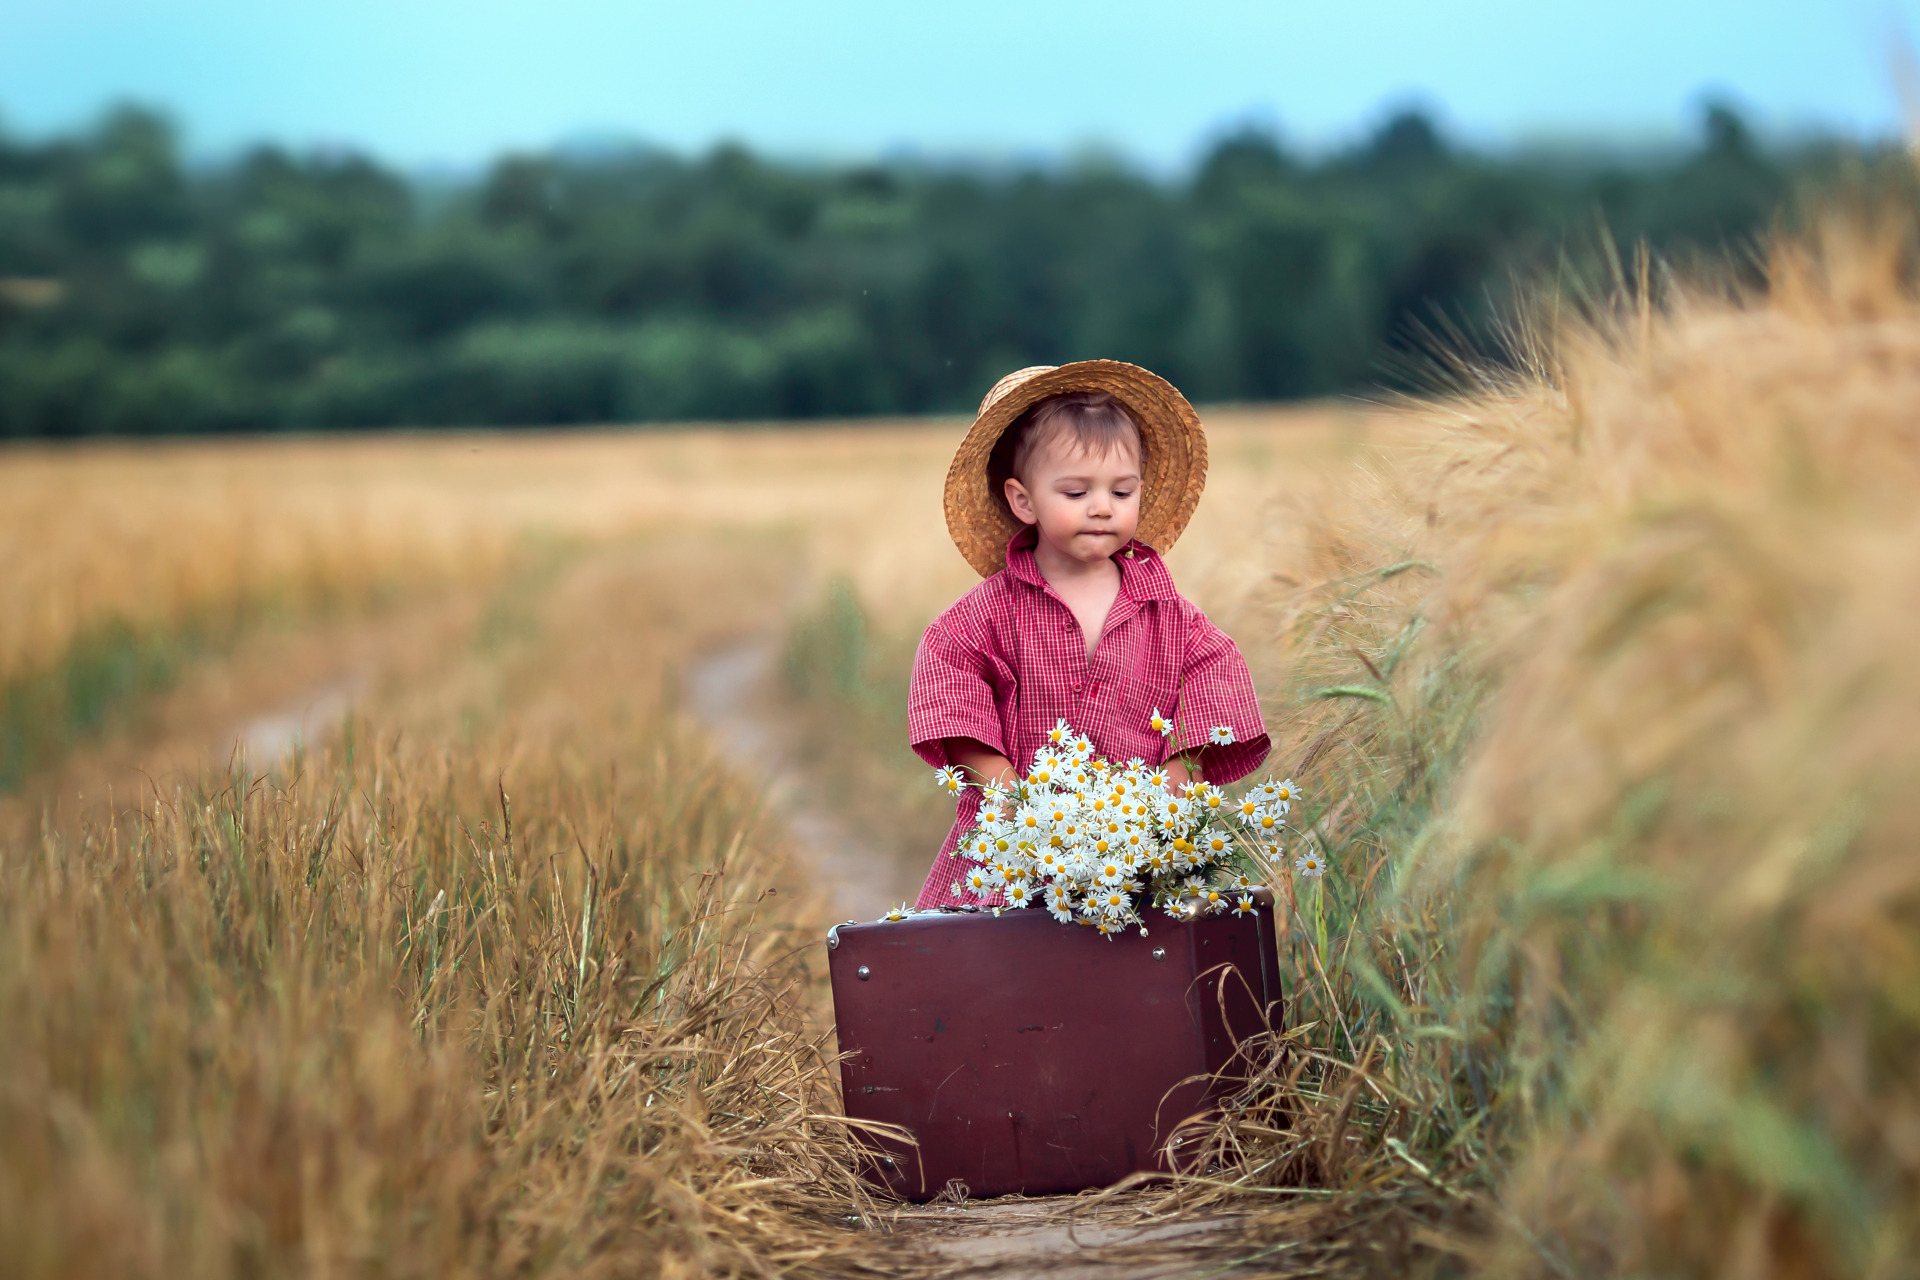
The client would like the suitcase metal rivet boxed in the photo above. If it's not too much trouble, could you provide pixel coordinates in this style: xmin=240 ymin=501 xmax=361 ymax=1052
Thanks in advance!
xmin=857 ymin=965 xmax=871 ymax=980
xmin=1151 ymin=947 xmax=1167 ymax=961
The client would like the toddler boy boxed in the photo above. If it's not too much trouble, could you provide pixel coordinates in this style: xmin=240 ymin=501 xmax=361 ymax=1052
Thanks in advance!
xmin=908 ymin=361 xmax=1268 ymax=908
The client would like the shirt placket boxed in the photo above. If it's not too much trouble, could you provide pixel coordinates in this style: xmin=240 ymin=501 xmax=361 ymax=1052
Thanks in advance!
xmin=1047 ymin=594 xmax=1092 ymax=711
xmin=1041 ymin=580 xmax=1142 ymax=728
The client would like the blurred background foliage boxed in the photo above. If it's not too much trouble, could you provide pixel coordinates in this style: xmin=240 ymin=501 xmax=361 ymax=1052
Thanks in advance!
xmin=0 ymin=101 xmax=1892 ymax=434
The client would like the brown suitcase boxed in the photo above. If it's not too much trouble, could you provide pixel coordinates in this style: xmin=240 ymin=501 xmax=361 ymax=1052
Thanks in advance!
xmin=827 ymin=899 xmax=1283 ymax=1200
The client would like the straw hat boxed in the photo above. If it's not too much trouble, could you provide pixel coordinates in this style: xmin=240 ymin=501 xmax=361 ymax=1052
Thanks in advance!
xmin=944 ymin=360 xmax=1208 ymax=578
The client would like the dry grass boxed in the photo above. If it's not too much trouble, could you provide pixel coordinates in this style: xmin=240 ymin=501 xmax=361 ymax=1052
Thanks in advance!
xmin=1165 ymin=206 xmax=1920 ymax=1276
xmin=0 ymin=518 xmax=915 ymax=1278
xmin=0 ymin=729 xmax=905 ymax=1278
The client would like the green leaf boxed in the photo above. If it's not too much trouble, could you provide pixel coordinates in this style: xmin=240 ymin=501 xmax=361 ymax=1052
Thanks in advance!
xmin=1314 ymin=685 xmax=1392 ymax=705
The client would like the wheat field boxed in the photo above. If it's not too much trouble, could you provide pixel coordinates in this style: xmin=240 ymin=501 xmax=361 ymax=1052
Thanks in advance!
xmin=0 ymin=407 xmax=1365 ymax=1277
xmin=6 ymin=206 xmax=1920 ymax=1279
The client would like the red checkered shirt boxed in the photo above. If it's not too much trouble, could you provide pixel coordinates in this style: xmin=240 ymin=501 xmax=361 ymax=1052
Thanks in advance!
xmin=909 ymin=527 xmax=1269 ymax=909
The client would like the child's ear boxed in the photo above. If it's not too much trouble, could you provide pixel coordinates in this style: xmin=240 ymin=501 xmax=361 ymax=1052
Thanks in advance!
xmin=1003 ymin=476 xmax=1039 ymax=525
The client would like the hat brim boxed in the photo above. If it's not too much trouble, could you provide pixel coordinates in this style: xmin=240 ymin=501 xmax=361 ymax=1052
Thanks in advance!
xmin=943 ymin=360 xmax=1209 ymax=578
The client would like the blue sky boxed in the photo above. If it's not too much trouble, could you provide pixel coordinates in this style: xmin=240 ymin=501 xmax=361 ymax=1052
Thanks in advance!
xmin=1 ymin=1 xmax=1912 ymax=167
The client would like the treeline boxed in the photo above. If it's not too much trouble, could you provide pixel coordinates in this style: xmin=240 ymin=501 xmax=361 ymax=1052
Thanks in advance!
xmin=0 ymin=104 xmax=1890 ymax=435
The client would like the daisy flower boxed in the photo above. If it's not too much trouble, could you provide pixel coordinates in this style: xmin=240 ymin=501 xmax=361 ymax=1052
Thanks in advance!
xmin=880 ymin=903 xmax=917 ymax=921
xmin=1234 ymin=798 xmax=1262 ymax=824
xmin=1294 ymin=848 xmax=1328 ymax=878
xmin=1096 ymin=887 xmax=1132 ymax=917
xmin=1144 ymin=768 xmax=1171 ymax=791
xmin=1256 ymin=812 xmax=1282 ymax=834
xmin=934 ymin=765 xmax=967 ymax=795
xmin=1209 ymin=725 xmax=1237 ymax=747
xmin=965 ymin=834 xmax=996 ymax=861
xmin=1095 ymin=860 xmax=1125 ymax=887
xmin=1148 ymin=708 xmax=1174 ymax=737
xmin=1047 ymin=718 xmax=1072 ymax=746
xmin=1201 ymin=829 xmax=1233 ymax=858
xmin=1003 ymin=882 xmax=1035 ymax=909
xmin=1045 ymin=883 xmax=1076 ymax=923
xmin=1232 ymin=894 xmax=1257 ymax=917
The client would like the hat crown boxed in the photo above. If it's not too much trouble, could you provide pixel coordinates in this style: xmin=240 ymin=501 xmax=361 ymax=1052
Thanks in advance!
xmin=977 ymin=366 xmax=1056 ymax=416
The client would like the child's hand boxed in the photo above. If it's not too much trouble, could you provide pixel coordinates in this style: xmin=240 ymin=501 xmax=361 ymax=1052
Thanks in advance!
xmin=1163 ymin=749 xmax=1209 ymax=792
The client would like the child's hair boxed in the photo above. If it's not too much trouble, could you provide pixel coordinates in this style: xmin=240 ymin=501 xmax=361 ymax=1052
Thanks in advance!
xmin=987 ymin=392 xmax=1144 ymax=508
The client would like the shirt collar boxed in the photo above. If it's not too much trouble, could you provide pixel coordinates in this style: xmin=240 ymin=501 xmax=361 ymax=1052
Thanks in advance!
xmin=1002 ymin=525 xmax=1177 ymax=601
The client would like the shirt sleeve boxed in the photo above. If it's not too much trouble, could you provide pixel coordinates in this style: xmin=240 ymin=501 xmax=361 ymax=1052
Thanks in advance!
xmin=1176 ymin=607 xmax=1271 ymax=784
xmin=908 ymin=615 xmax=1013 ymax=769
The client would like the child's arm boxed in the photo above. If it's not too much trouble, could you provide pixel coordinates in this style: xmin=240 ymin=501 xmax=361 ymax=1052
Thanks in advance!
xmin=943 ymin=738 xmax=1020 ymax=789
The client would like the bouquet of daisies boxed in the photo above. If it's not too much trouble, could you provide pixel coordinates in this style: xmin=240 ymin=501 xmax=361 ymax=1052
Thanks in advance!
xmin=900 ymin=719 xmax=1315 ymax=935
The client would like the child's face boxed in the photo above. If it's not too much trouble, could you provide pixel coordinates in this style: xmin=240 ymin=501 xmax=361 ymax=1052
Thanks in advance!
xmin=1003 ymin=434 xmax=1142 ymax=566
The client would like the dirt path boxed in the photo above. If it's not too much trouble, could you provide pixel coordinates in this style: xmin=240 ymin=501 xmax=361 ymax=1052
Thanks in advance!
xmin=686 ymin=637 xmax=926 ymax=921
